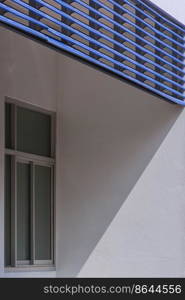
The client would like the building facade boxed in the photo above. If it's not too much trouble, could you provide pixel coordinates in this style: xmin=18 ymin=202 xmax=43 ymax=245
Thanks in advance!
xmin=0 ymin=0 xmax=185 ymax=277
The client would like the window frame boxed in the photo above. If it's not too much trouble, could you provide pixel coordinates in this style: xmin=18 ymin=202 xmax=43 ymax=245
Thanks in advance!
xmin=4 ymin=97 xmax=56 ymax=271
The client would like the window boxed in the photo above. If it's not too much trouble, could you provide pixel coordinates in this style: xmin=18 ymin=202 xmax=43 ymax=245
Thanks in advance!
xmin=5 ymin=100 xmax=55 ymax=268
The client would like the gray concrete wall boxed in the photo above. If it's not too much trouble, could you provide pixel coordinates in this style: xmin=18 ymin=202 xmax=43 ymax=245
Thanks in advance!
xmin=0 ymin=0 xmax=185 ymax=277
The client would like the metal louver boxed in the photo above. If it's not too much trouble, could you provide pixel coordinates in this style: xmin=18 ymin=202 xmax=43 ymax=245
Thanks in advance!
xmin=1 ymin=0 xmax=185 ymax=105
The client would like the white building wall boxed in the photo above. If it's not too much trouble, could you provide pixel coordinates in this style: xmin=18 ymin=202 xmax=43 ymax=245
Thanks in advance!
xmin=0 ymin=0 xmax=185 ymax=278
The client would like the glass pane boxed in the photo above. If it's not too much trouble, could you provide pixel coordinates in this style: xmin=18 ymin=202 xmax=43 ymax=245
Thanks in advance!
xmin=17 ymin=107 xmax=51 ymax=157
xmin=5 ymin=155 xmax=11 ymax=266
xmin=17 ymin=162 xmax=31 ymax=261
xmin=35 ymin=165 xmax=51 ymax=260
xmin=5 ymin=103 xmax=12 ymax=149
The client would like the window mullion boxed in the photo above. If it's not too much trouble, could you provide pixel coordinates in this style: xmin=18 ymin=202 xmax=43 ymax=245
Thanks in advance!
xmin=10 ymin=156 xmax=17 ymax=267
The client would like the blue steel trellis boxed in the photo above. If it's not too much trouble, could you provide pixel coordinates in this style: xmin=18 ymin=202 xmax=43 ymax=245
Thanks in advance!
xmin=0 ymin=0 xmax=185 ymax=105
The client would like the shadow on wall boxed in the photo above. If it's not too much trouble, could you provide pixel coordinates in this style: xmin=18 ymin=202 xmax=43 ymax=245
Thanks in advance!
xmin=56 ymin=54 xmax=183 ymax=277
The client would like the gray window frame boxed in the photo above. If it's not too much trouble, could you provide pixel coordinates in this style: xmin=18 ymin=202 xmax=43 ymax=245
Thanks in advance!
xmin=4 ymin=97 xmax=56 ymax=270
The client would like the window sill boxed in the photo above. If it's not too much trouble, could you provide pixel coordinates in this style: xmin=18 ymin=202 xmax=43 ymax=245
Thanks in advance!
xmin=5 ymin=265 xmax=56 ymax=272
